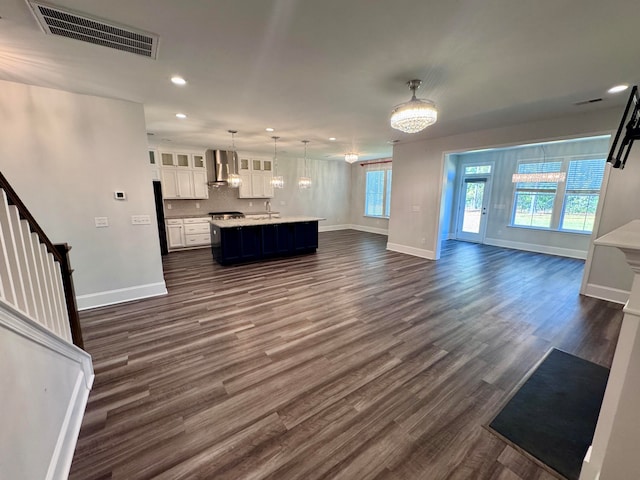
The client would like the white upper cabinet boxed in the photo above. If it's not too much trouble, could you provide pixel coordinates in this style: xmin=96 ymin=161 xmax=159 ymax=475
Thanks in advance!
xmin=148 ymin=149 xmax=161 ymax=181
xmin=192 ymin=170 xmax=208 ymax=198
xmin=238 ymin=158 xmax=274 ymax=198
xmin=159 ymin=151 xmax=209 ymax=199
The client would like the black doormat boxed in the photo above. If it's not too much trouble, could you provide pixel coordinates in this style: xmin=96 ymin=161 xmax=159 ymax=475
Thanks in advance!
xmin=488 ymin=349 xmax=609 ymax=480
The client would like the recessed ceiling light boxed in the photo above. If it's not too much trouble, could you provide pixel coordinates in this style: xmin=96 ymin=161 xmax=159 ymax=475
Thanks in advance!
xmin=608 ymin=84 xmax=629 ymax=94
xmin=329 ymin=137 xmax=336 ymax=141
xmin=171 ymin=76 xmax=187 ymax=86
xmin=265 ymin=127 xmax=275 ymax=132
xmin=175 ymin=113 xmax=187 ymax=119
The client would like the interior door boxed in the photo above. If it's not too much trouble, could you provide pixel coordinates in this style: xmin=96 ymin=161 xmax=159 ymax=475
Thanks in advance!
xmin=456 ymin=177 xmax=491 ymax=243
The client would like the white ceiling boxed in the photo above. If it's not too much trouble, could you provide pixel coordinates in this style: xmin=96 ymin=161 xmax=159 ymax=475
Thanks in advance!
xmin=1 ymin=0 xmax=639 ymax=161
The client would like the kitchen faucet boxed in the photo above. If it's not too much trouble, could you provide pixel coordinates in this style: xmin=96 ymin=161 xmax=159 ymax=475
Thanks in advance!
xmin=266 ymin=200 xmax=272 ymax=219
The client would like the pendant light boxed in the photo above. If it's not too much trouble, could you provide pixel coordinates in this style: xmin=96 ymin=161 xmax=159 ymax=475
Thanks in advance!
xmin=390 ymin=79 xmax=438 ymax=133
xmin=345 ymin=153 xmax=359 ymax=163
xmin=270 ymin=136 xmax=284 ymax=189
xmin=298 ymin=140 xmax=312 ymax=189
xmin=227 ymin=130 xmax=242 ymax=189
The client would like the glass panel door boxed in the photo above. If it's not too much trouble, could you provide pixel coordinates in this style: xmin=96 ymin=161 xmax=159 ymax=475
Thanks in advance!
xmin=456 ymin=172 xmax=492 ymax=243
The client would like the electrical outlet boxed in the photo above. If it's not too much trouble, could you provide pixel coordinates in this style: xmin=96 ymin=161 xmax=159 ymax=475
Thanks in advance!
xmin=195 ymin=202 xmax=200 ymax=209
xmin=249 ymin=201 xmax=253 ymax=207
xmin=167 ymin=203 xmax=172 ymax=210
xmin=131 ymin=215 xmax=151 ymax=225
xmin=95 ymin=217 xmax=109 ymax=228
xmin=412 ymin=205 xmax=420 ymax=212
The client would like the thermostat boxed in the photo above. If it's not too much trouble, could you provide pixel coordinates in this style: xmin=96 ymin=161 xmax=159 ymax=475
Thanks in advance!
xmin=114 ymin=191 xmax=127 ymax=200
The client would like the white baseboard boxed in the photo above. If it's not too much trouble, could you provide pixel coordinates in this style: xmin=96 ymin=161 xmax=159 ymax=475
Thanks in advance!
xmin=0 ymin=299 xmax=93 ymax=480
xmin=582 ymin=283 xmax=628 ymax=305
xmin=386 ymin=242 xmax=436 ymax=260
xmin=484 ymin=237 xmax=588 ymax=260
xmin=319 ymin=224 xmax=351 ymax=232
xmin=76 ymin=281 xmax=167 ymax=311
xmin=349 ymin=224 xmax=389 ymax=235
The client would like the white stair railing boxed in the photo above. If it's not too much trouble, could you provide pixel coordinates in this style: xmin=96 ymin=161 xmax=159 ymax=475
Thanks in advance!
xmin=0 ymin=188 xmax=72 ymax=342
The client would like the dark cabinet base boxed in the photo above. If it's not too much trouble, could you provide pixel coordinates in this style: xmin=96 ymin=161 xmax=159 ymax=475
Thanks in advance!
xmin=211 ymin=221 xmax=318 ymax=265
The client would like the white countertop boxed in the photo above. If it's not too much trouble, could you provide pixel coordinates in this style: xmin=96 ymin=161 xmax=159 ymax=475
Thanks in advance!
xmin=210 ymin=216 xmax=325 ymax=228
xmin=594 ymin=220 xmax=640 ymax=250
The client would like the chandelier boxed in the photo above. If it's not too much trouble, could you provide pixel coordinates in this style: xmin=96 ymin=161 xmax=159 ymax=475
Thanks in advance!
xmin=298 ymin=140 xmax=312 ymax=189
xmin=226 ymin=130 xmax=242 ymax=188
xmin=512 ymin=172 xmax=566 ymax=183
xmin=345 ymin=153 xmax=359 ymax=163
xmin=390 ymin=79 xmax=438 ymax=134
xmin=270 ymin=136 xmax=284 ymax=189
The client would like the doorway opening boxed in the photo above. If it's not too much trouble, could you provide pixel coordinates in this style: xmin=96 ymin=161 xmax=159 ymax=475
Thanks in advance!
xmin=456 ymin=164 xmax=493 ymax=243
xmin=437 ymin=135 xmax=610 ymax=257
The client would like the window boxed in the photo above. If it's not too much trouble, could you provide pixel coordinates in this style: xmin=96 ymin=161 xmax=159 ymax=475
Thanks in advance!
xmin=561 ymin=159 xmax=606 ymax=232
xmin=511 ymin=158 xmax=606 ymax=233
xmin=464 ymin=165 xmax=491 ymax=174
xmin=512 ymin=161 xmax=562 ymax=228
xmin=365 ymin=167 xmax=392 ymax=217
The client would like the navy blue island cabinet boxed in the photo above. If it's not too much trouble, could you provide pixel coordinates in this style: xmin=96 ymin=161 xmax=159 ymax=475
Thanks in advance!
xmin=210 ymin=219 xmax=319 ymax=265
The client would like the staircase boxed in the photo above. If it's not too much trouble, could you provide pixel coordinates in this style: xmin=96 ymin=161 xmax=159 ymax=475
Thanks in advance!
xmin=0 ymin=171 xmax=93 ymax=480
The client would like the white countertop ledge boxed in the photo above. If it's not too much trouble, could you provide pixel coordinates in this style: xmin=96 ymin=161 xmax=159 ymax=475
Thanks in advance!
xmin=594 ymin=220 xmax=640 ymax=250
xmin=210 ymin=216 xmax=325 ymax=228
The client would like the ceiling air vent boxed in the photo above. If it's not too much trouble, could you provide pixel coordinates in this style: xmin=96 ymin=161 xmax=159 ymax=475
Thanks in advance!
xmin=27 ymin=1 xmax=159 ymax=59
xmin=574 ymin=98 xmax=603 ymax=106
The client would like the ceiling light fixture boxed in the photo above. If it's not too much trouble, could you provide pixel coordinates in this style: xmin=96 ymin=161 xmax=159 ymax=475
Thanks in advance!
xmin=345 ymin=153 xmax=359 ymax=163
xmin=227 ymin=130 xmax=242 ymax=189
xmin=390 ymin=79 xmax=438 ymax=133
xmin=512 ymin=172 xmax=566 ymax=183
xmin=608 ymin=84 xmax=629 ymax=94
xmin=175 ymin=113 xmax=187 ymax=119
xmin=270 ymin=136 xmax=284 ymax=189
xmin=298 ymin=140 xmax=312 ymax=189
xmin=329 ymin=137 xmax=337 ymax=141
xmin=171 ymin=76 xmax=186 ymax=86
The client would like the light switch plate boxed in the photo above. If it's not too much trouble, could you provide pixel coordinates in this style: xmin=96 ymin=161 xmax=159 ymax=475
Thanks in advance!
xmin=131 ymin=215 xmax=151 ymax=225
xmin=95 ymin=217 xmax=109 ymax=227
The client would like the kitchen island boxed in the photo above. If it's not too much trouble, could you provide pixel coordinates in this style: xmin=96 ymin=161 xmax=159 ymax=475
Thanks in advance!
xmin=210 ymin=216 xmax=324 ymax=265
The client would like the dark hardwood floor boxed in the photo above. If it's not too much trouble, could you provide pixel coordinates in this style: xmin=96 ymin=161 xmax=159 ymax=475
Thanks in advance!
xmin=69 ymin=231 xmax=623 ymax=480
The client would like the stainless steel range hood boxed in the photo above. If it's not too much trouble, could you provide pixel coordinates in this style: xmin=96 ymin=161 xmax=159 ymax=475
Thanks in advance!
xmin=205 ymin=149 xmax=239 ymax=186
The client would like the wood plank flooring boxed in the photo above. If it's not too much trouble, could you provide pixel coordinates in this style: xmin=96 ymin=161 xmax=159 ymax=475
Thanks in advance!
xmin=69 ymin=231 xmax=623 ymax=480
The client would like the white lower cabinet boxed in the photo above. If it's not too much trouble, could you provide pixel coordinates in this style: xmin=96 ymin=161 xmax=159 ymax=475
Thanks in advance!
xmin=166 ymin=217 xmax=211 ymax=251
xmin=166 ymin=220 xmax=185 ymax=249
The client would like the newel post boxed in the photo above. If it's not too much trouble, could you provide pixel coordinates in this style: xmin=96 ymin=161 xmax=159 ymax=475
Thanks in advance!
xmin=54 ymin=243 xmax=84 ymax=350
xmin=580 ymin=220 xmax=640 ymax=479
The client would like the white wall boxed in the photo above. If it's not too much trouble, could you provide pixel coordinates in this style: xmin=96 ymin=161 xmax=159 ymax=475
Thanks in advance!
xmin=0 ymin=80 xmax=166 ymax=309
xmin=389 ymin=107 xmax=621 ymax=261
xmin=439 ymin=155 xmax=457 ymax=241
xmin=583 ymin=147 xmax=640 ymax=303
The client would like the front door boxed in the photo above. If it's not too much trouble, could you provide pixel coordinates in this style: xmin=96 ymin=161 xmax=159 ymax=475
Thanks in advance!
xmin=456 ymin=171 xmax=492 ymax=243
